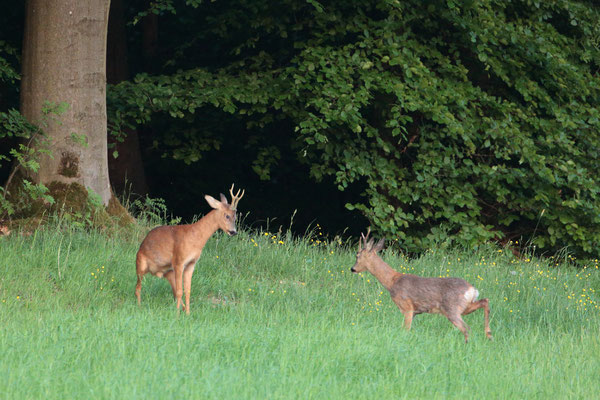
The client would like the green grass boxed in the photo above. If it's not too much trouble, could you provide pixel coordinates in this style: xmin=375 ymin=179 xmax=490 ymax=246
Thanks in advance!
xmin=1 ymin=224 xmax=599 ymax=399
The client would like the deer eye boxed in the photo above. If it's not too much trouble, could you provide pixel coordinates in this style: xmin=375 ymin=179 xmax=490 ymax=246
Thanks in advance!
xmin=225 ymin=215 xmax=231 ymax=220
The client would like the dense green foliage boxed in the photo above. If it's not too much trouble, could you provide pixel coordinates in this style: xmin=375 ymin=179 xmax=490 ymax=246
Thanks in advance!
xmin=1 ymin=1 xmax=599 ymax=256
xmin=1 ymin=225 xmax=599 ymax=398
xmin=108 ymin=0 xmax=600 ymax=256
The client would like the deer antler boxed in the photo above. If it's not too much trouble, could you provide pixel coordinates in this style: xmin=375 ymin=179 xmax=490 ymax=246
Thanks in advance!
xmin=360 ymin=227 xmax=371 ymax=250
xmin=229 ymin=183 xmax=245 ymax=210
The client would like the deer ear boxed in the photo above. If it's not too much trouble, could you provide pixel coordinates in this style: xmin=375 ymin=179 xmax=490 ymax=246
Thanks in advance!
xmin=219 ymin=193 xmax=229 ymax=204
xmin=366 ymin=238 xmax=376 ymax=251
xmin=374 ymin=238 xmax=385 ymax=252
xmin=205 ymin=195 xmax=223 ymax=210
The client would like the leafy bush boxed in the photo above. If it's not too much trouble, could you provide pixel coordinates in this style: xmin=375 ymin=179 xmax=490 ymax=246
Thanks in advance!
xmin=0 ymin=103 xmax=73 ymax=220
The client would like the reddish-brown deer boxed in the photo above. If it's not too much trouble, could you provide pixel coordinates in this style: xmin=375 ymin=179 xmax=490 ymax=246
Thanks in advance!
xmin=351 ymin=229 xmax=492 ymax=342
xmin=135 ymin=184 xmax=244 ymax=314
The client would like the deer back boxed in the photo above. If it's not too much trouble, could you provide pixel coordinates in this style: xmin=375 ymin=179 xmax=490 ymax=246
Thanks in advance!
xmin=390 ymin=275 xmax=475 ymax=314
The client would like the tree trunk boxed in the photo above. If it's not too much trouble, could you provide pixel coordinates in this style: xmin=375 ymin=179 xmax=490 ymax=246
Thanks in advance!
xmin=142 ymin=12 xmax=159 ymax=73
xmin=20 ymin=0 xmax=112 ymax=206
xmin=107 ymin=0 xmax=148 ymax=197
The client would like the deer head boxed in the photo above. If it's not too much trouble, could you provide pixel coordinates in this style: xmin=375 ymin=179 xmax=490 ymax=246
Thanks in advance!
xmin=351 ymin=228 xmax=385 ymax=273
xmin=204 ymin=183 xmax=245 ymax=236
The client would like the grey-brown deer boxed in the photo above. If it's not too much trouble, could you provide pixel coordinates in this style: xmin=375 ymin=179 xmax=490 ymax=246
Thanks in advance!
xmin=351 ymin=229 xmax=492 ymax=342
xmin=135 ymin=184 xmax=244 ymax=314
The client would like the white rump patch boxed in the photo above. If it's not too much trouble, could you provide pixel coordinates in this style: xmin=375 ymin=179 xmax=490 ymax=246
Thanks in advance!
xmin=464 ymin=287 xmax=479 ymax=303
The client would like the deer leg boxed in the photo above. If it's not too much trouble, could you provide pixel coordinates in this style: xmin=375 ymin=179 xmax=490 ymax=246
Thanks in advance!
xmin=462 ymin=298 xmax=493 ymax=340
xmin=135 ymin=274 xmax=144 ymax=305
xmin=402 ymin=310 xmax=414 ymax=330
xmin=183 ymin=262 xmax=196 ymax=315
xmin=163 ymin=270 xmax=177 ymax=301
xmin=462 ymin=299 xmax=483 ymax=315
xmin=480 ymin=299 xmax=492 ymax=340
xmin=447 ymin=314 xmax=470 ymax=343
xmin=394 ymin=299 xmax=414 ymax=331
xmin=172 ymin=263 xmax=184 ymax=313
xmin=135 ymin=255 xmax=149 ymax=305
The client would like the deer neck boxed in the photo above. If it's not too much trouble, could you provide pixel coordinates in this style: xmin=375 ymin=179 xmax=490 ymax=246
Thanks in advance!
xmin=367 ymin=256 xmax=399 ymax=291
xmin=191 ymin=209 xmax=221 ymax=248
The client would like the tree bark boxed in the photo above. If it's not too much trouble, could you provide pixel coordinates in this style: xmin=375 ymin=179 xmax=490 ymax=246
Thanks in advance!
xmin=142 ymin=12 xmax=159 ymax=73
xmin=20 ymin=0 xmax=112 ymax=205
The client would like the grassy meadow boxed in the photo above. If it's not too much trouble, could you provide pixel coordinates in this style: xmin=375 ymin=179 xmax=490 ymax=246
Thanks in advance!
xmin=0 ymin=221 xmax=599 ymax=399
